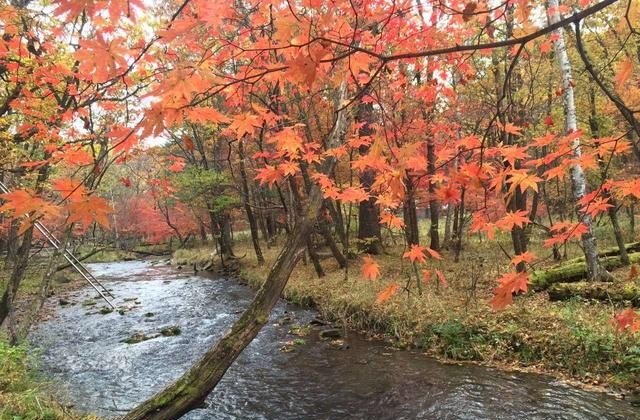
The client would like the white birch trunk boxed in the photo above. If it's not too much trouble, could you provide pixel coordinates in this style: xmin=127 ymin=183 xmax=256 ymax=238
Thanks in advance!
xmin=548 ymin=0 xmax=609 ymax=281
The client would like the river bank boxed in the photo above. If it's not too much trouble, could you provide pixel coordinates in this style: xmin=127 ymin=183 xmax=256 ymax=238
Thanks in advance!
xmin=174 ymin=240 xmax=640 ymax=401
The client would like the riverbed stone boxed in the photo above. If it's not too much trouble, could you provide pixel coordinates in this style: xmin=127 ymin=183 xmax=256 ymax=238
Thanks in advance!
xmin=160 ymin=326 xmax=181 ymax=336
xmin=121 ymin=332 xmax=158 ymax=344
xmin=319 ymin=328 xmax=343 ymax=339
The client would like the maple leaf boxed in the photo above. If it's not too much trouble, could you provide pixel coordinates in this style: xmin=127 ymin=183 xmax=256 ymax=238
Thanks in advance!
xmin=255 ymin=165 xmax=283 ymax=186
xmin=107 ymin=126 xmax=139 ymax=153
xmin=495 ymin=210 xmax=530 ymax=231
xmin=544 ymin=222 xmax=589 ymax=247
xmin=75 ymin=34 xmax=128 ymax=83
xmin=268 ymin=127 xmax=304 ymax=158
xmin=58 ymin=147 xmax=93 ymax=166
xmin=403 ymin=244 xmax=429 ymax=263
xmin=615 ymin=179 xmax=640 ymax=199
xmin=362 ymin=256 xmax=380 ymax=281
xmin=339 ymin=187 xmax=369 ymax=203
xmin=543 ymin=165 xmax=566 ymax=181
xmin=375 ymin=282 xmax=399 ymax=304
xmin=491 ymin=272 xmax=529 ymax=311
xmin=184 ymin=107 xmax=230 ymax=125
xmin=500 ymin=122 xmax=523 ymax=136
xmin=279 ymin=161 xmax=300 ymax=177
xmin=52 ymin=178 xmax=86 ymax=202
xmin=229 ymin=114 xmax=261 ymax=137
xmin=67 ymin=195 xmax=112 ymax=230
xmin=287 ymin=52 xmax=317 ymax=87
xmin=613 ymin=308 xmax=640 ymax=333
xmin=422 ymin=268 xmax=449 ymax=288
xmin=0 ymin=190 xmax=57 ymax=220
xmin=434 ymin=269 xmax=448 ymax=288
xmin=508 ymin=171 xmax=541 ymax=194
xmin=500 ymin=145 xmax=528 ymax=167
xmin=436 ymin=185 xmax=461 ymax=204
xmin=380 ymin=211 xmax=404 ymax=229
xmin=511 ymin=251 xmax=536 ymax=266
xmin=540 ymin=40 xmax=552 ymax=54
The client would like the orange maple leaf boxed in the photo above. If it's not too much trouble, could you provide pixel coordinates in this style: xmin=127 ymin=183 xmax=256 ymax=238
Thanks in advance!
xmin=491 ymin=271 xmax=529 ymax=311
xmin=511 ymin=251 xmax=536 ymax=266
xmin=67 ymin=195 xmax=112 ymax=230
xmin=375 ymin=282 xmax=399 ymax=304
xmin=362 ymin=256 xmax=380 ymax=281
xmin=613 ymin=308 xmax=640 ymax=333
xmin=255 ymin=165 xmax=283 ymax=186
xmin=495 ymin=210 xmax=530 ymax=231
xmin=380 ymin=211 xmax=404 ymax=229
xmin=339 ymin=187 xmax=369 ymax=203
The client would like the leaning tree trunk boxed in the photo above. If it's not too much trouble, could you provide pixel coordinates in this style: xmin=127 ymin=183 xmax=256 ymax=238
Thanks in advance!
xmin=124 ymin=83 xmax=349 ymax=420
xmin=548 ymin=0 xmax=610 ymax=281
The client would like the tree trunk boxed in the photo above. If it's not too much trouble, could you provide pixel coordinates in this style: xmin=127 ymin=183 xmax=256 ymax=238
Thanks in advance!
xmin=307 ymin=238 xmax=325 ymax=278
xmin=356 ymin=99 xmax=381 ymax=254
xmin=443 ymin=204 xmax=452 ymax=249
xmin=548 ymin=281 xmax=640 ymax=306
xmin=0 ymin=226 xmax=34 ymax=329
xmin=218 ymin=213 xmax=235 ymax=258
xmin=530 ymin=249 xmax=640 ymax=290
xmin=548 ymin=0 xmax=610 ymax=281
xmin=402 ymin=180 xmax=420 ymax=246
xmin=427 ymin=137 xmax=440 ymax=250
xmin=238 ymin=140 xmax=264 ymax=264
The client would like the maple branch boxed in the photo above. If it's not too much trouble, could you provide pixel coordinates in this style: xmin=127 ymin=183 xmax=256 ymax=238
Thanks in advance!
xmin=316 ymin=0 xmax=619 ymax=62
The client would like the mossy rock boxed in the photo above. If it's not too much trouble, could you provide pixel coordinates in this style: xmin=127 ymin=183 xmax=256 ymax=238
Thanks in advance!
xmin=99 ymin=307 xmax=113 ymax=314
xmin=160 ymin=326 xmax=181 ymax=336
xmin=121 ymin=332 xmax=156 ymax=344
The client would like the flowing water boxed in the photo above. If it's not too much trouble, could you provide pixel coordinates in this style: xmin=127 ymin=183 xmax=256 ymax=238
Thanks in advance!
xmin=28 ymin=260 xmax=639 ymax=419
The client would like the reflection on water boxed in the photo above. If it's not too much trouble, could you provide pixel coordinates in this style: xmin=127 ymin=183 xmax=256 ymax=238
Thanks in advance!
xmin=28 ymin=261 xmax=639 ymax=419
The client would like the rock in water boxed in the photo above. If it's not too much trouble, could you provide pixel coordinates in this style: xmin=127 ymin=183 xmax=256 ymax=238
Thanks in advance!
xmin=319 ymin=328 xmax=343 ymax=339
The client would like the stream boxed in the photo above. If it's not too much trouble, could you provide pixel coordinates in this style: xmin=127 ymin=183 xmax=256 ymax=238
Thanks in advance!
xmin=28 ymin=260 xmax=640 ymax=419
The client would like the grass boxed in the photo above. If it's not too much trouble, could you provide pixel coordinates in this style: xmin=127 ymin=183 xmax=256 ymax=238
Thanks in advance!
xmin=176 ymin=222 xmax=640 ymax=392
xmin=0 ymin=336 xmax=98 ymax=420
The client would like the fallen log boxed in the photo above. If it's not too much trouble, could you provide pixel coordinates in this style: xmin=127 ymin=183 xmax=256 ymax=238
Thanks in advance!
xmin=548 ymin=281 xmax=640 ymax=306
xmin=530 ymin=251 xmax=640 ymax=291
